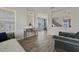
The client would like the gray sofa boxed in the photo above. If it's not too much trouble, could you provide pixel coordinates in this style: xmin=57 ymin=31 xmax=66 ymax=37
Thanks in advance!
xmin=53 ymin=31 xmax=79 ymax=52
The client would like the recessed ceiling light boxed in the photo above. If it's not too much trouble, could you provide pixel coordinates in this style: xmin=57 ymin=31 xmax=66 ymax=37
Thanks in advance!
xmin=50 ymin=7 xmax=55 ymax=9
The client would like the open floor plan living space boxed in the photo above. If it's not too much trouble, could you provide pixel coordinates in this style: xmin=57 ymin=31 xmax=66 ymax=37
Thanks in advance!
xmin=0 ymin=7 xmax=79 ymax=52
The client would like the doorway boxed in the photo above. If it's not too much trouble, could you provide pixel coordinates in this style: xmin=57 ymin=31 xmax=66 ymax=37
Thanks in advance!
xmin=38 ymin=17 xmax=47 ymax=31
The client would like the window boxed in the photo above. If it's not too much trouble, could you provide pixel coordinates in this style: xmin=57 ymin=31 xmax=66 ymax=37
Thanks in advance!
xmin=63 ymin=19 xmax=71 ymax=28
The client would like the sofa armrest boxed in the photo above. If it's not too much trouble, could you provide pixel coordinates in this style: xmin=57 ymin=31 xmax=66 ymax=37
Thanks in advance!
xmin=0 ymin=39 xmax=25 ymax=52
xmin=53 ymin=35 xmax=79 ymax=44
xmin=53 ymin=35 xmax=79 ymax=52
xmin=55 ymin=39 xmax=79 ymax=52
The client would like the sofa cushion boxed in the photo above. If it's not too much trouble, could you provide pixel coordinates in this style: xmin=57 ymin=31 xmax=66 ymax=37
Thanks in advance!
xmin=0 ymin=32 xmax=8 ymax=42
xmin=7 ymin=32 xmax=15 ymax=39
xmin=75 ymin=32 xmax=79 ymax=39
xmin=59 ymin=31 xmax=75 ymax=38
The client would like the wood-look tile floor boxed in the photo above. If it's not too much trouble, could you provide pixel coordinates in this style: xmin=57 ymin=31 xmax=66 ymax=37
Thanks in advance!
xmin=18 ymin=31 xmax=55 ymax=52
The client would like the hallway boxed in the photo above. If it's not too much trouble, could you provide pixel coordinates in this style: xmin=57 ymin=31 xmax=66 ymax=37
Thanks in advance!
xmin=18 ymin=31 xmax=55 ymax=52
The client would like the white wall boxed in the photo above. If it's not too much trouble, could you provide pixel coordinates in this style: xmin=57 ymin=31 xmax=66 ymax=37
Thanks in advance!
xmin=71 ymin=8 xmax=79 ymax=32
xmin=48 ymin=7 xmax=79 ymax=35
xmin=5 ymin=7 xmax=49 ymax=40
xmin=6 ymin=7 xmax=79 ymax=37
xmin=6 ymin=7 xmax=27 ymax=40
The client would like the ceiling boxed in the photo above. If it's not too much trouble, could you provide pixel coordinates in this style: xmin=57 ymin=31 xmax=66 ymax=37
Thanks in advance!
xmin=26 ymin=7 xmax=51 ymax=14
xmin=5 ymin=7 xmax=56 ymax=14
